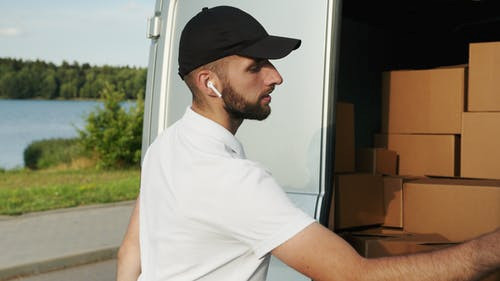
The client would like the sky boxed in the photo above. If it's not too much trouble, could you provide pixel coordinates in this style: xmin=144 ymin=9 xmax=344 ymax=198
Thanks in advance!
xmin=0 ymin=0 xmax=156 ymax=67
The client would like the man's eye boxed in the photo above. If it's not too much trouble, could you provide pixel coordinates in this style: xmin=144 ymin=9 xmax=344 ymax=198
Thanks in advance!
xmin=249 ymin=65 xmax=261 ymax=72
xmin=248 ymin=60 xmax=266 ymax=72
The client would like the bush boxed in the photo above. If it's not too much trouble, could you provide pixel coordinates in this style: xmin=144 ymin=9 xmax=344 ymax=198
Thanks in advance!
xmin=78 ymin=82 xmax=144 ymax=169
xmin=24 ymin=138 xmax=83 ymax=169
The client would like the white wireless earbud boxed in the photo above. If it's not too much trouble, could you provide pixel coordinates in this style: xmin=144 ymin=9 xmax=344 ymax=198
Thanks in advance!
xmin=207 ymin=81 xmax=222 ymax=98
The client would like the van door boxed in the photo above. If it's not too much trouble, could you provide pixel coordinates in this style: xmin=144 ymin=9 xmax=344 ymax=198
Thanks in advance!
xmin=142 ymin=0 xmax=342 ymax=280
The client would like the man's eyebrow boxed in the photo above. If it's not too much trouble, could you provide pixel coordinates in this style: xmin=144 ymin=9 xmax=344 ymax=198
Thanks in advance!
xmin=255 ymin=59 xmax=268 ymax=65
xmin=247 ymin=58 xmax=267 ymax=69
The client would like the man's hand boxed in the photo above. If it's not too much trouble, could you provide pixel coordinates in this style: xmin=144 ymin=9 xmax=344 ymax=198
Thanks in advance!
xmin=272 ymin=223 xmax=500 ymax=281
xmin=116 ymin=197 xmax=141 ymax=281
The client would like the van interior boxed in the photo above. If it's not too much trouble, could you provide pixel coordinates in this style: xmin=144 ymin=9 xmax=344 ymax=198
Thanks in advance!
xmin=337 ymin=0 xmax=500 ymax=149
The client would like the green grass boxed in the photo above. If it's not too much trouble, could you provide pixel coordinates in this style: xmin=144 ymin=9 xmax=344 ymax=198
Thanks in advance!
xmin=24 ymin=138 xmax=84 ymax=169
xmin=0 ymin=168 xmax=140 ymax=215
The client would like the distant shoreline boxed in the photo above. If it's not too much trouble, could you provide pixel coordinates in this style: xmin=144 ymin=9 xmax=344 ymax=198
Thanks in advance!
xmin=0 ymin=97 xmax=138 ymax=101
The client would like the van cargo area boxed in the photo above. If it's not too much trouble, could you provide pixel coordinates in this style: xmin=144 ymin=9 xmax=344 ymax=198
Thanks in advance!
xmin=335 ymin=3 xmax=500 ymax=280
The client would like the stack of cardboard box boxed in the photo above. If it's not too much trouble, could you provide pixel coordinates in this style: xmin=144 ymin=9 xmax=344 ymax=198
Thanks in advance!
xmin=378 ymin=65 xmax=465 ymax=177
xmin=329 ymin=102 xmax=386 ymax=230
xmin=462 ymin=42 xmax=500 ymax=180
xmin=331 ymin=42 xmax=500 ymax=280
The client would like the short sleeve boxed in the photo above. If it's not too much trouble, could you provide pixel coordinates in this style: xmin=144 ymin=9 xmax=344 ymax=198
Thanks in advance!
xmin=180 ymin=159 xmax=316 ymax=258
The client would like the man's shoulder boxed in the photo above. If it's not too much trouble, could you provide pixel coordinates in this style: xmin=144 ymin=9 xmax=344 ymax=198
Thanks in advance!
xmin=218 ymin=157 xmax=269 ymax=172
xmin=214 ymin=158 xmax=276 ymax=189
xmin=148 ymin=120 xmax=182 ymax=147
xmin=142 ymin=121 xmax=183 ymax=163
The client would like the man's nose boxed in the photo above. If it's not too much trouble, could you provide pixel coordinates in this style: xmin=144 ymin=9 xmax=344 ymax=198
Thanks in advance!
xmin=265 ymin=66 xmax=283 ymax=86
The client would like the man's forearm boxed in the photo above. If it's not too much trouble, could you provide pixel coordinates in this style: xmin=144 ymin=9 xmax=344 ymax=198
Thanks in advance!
xmin=117 ymin=244 xmax=141 ymax=281
xmin=116 ymin=198 xmax=141 ymax=281
xmin=361 ymin=229 xmax=500 ymax=281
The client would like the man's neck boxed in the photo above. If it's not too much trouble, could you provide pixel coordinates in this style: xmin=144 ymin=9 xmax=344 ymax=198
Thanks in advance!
xmin=191 ymin=103 xmax=243 ymax=135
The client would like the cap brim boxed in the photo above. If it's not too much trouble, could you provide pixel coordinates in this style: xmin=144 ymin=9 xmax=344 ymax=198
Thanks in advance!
xmin=236 ymin=35 xmax=301 ymax=60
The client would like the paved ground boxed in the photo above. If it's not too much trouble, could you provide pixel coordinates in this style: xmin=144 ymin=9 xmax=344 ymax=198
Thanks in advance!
xmin=0 ymin=201 xmax=135 ymax=281
xmin=10 ymin=260 xmax=116 ymax=281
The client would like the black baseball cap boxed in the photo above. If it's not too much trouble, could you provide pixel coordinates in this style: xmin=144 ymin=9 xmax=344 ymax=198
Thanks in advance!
xmin=178 ymin=6 xmax=301 ymax=79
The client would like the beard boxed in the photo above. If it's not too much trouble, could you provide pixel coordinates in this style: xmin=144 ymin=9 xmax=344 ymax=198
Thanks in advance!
xmin=221 ymin=83 xmax=271 ymax=121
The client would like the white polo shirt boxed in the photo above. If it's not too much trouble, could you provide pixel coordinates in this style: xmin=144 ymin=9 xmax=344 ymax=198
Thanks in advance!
xmin=138 ymin=107 xmax=315 ymax=281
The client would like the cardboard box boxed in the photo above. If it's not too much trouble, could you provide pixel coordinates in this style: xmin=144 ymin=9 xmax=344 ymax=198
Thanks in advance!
xmin=375 ymin=134 xmax=459 ymax=177
xmin=331 ymin=174 xmax=384 ymax=230
xmin=381 ymin=66 xmax=465 ymax=134
xmin=404 ymin=178 xmax=500 ymax=241
xmin=345 ymin=229 xmax=500 ymax=281
xmin=343 ymin=228 xmax=454 ymax=258
xmin=462 ymin=113 xmax=500 ymax=180
xmin=382 ymin=176 xmax=420 ymax=228
xmin=468 ymin=41 xmax=500 ymax=111
xmin=356 ymin=148 xmax=398 ymax=176
xmin=343 ymin=227 xmax=500 ymax=281
xmin=334 ymin=102 xmax=355 ymax=173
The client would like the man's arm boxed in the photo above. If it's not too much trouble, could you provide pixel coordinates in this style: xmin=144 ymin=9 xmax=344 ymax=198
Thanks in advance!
xmin=116 ymin=197 xmax=141 ymax=281
xmin=272 ymin=222 xmax=500 ymax=281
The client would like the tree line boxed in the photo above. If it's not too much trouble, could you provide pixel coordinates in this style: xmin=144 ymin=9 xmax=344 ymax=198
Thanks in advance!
xmin=0 ymin=57 xmax=146 ymax=100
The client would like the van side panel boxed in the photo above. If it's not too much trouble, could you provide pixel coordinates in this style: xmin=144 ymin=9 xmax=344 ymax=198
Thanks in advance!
xmin=162 ymin=0 xmax=332 ymax=193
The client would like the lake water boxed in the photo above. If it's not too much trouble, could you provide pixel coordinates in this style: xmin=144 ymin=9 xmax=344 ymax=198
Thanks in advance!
xmin=0 ymin=99 xmax=133 ymax=169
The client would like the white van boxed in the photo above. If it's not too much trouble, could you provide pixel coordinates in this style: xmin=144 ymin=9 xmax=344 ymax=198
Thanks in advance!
xmin=141 ymin=1 xmax=499 ymax=280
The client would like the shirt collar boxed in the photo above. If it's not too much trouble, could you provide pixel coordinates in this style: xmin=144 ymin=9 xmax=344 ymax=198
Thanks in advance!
xmin=182 ymin=106 xmax=246 ymax=159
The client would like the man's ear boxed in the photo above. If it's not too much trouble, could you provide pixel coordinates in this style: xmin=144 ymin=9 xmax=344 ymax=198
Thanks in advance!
xmin=195 ymin=70 xmax=219 ymax=98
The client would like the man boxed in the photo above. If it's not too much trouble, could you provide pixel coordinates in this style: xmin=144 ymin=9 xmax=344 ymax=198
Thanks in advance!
xmin=117 ymin=5 xmax=500 ymax=281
